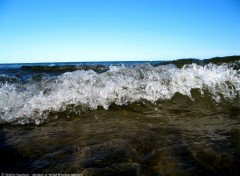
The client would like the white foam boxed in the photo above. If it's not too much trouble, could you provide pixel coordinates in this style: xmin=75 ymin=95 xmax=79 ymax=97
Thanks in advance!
xmin=0 ymin=63 xmax=239 ymax=124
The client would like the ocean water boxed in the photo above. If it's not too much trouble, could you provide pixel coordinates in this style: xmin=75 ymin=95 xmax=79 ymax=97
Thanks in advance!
xmin=0 ymin=56 xmax=240 ymax=175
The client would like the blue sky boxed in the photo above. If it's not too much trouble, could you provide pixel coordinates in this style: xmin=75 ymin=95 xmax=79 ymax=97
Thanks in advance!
xmin=0 ymin=0 xmax=239 ymax=63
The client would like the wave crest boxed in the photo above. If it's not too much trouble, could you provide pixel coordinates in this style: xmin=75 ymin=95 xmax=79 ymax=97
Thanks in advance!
xmin=0 ymin=62 xmax=239 ymax=125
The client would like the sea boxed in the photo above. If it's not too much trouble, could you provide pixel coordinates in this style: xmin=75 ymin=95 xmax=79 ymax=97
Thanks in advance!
xmin=0 ymin=56 xmax=240 ymax=175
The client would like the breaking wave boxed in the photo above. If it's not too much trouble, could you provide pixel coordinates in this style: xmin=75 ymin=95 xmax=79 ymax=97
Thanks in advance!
xmin=0 ymin=56 xmax=240 ymax=125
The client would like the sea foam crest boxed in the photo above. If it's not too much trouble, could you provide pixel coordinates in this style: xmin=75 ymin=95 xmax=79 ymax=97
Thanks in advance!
xmin=0 ymin=63 xmax=239 ymax=124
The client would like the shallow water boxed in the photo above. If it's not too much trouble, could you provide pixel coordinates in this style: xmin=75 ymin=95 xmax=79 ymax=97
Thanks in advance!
xmin=0 ymin=104 xmax=240 ymax=175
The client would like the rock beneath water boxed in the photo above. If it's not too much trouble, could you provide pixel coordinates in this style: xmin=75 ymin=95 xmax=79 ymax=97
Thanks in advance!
xmin=81 ymin=163 xmax=141 ymax=176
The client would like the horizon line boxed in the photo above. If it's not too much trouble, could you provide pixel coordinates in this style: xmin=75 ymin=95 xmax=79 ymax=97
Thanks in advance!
xmin=0 ymin=55 xmax=239 ymax=64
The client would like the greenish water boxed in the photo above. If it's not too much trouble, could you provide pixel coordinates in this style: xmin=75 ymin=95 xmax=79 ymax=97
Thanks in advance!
xmin=1 ymin=103 xmax=239 ymax=175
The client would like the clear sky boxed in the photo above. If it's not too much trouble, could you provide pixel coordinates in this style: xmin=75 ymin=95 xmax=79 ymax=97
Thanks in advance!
xmin=0 ymin=0 xmax=239 ymax=63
